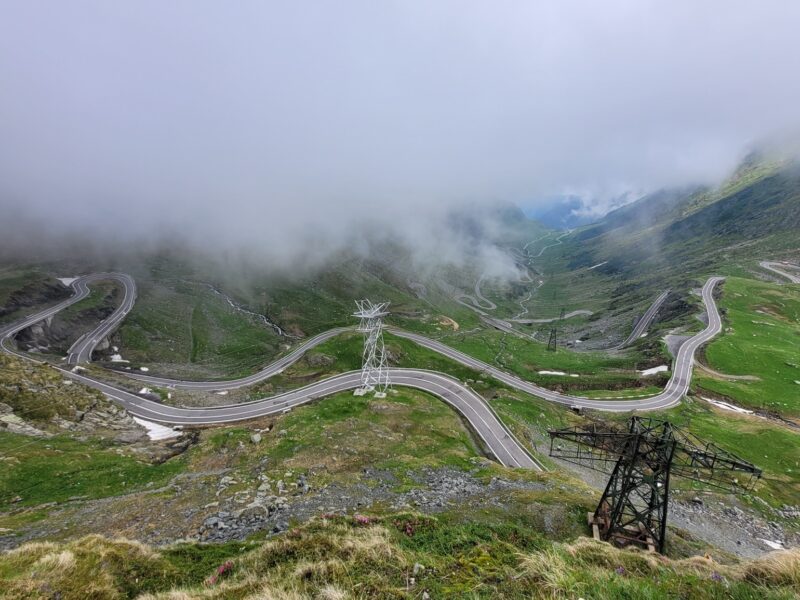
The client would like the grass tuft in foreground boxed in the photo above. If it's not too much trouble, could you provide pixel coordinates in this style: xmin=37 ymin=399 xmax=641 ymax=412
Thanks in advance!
xmin=1 ymin=515 xmax=798 ymax=599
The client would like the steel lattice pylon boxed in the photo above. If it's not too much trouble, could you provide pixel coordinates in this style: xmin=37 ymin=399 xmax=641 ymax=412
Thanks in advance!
xmin=352 ymin=300 xmax=390 ymax=397
xmin=549 ymin=416 xmax=761 ymax=553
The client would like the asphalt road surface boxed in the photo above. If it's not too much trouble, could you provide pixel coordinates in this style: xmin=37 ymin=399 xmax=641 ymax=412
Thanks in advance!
xmin=128 ymin=327 xmax=352 ymax=391
xmin=511 ymin=309 xmax=593 ymax=324
xmin=129 ymin=286 xmax=694 ymax=407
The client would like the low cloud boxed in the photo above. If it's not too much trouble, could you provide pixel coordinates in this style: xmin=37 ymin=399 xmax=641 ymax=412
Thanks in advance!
xmin=1 ymin=1 xmax=798 ymax=272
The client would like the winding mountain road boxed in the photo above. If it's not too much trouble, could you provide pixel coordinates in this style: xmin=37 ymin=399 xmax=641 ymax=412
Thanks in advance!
xmin=0 ymin=275 xmax=542 ymax=469
xmin=1 ymin=273 xmax=726 ymax=469
xmin=129 ymin=327 xmax=352 ymax=391
xmin=760 ymin=261 xmax=800 ymax=284
xmin=66 ymin=273 xmax=137 ymax=365
xmin=391 ymin=278 xmax=722 ymax=412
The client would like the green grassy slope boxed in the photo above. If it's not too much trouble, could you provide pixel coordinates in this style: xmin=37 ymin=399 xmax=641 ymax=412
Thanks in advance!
xmin=116 ymin=277 xmax=285 ymax=378
xmin=2 ymin=310 xmax=800 ymax=598
xmin=504 ymin=154 xmax=800 ymax=360
xmin=562 ymin=156 xmax=800 ymax=283
xmin=695 ymin=277 xmax=800 ymax=418
xmin=0 ymin=433 xmax=185 ymax=510
xmin=1 ymin=369 xmax=798 ymax=598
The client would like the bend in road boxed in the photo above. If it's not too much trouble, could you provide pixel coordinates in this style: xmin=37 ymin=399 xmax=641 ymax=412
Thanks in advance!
xmin=66 ymin=273 xmax=137 ymax=365
xmin=60 ymin=365 xmax=542 ymax=470
xmin=760 ymin=261 xmax=800 ymax=284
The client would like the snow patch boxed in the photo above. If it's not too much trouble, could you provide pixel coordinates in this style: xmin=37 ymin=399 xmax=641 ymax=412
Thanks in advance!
xmin=640 ymin=365 xmax=668 ymax=376
xmin=701 ymin=396 xmax=755 ymax=415
xmin=216 ymin=390 xmax=229 ymax=396
xmin=110 ymin=354 xmax=129 ymax=363
xmin=539 ymin=370 xmax=580 ymax=378
xmin=139 ymin=367 xmax=149 ymax=372
xmin=133 ymin=417 xmax=181 ymax=441
xmin=57 ymin=277 xmax=78 ymax=287
xmin=587 ymin=261 xmax=607 ymax=270
xmin=138 ymin=387 xmax=152 ymax=395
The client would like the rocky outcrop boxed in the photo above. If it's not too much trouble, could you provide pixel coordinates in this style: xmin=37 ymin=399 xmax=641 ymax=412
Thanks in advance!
xmin=0 ymin=279 xmax=70 ymax=319
xmin=197 ymin=466 xmax=550 ymax=543
xmin=305 ymin=353 xmax=335 ymax=368
xmin=16 ymin=303 xmax=116 ymax=355
xmin=0 ymin=354 xmax=146 ymax=443
xmin=0 ymin=402 xmax=50 ymax=437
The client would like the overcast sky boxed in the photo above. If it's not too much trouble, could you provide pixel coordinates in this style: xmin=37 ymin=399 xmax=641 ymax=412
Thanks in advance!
xmin=1 ymin=1 xmax=799 ymax=264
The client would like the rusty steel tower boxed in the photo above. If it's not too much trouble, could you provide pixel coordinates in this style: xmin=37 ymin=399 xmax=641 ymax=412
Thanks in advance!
xmin=549 ymin=416 xmax=761 ymax=553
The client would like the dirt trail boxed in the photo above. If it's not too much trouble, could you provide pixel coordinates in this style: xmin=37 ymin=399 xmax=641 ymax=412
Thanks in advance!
xmin=694 ymin=359 xmax=761 ymax=381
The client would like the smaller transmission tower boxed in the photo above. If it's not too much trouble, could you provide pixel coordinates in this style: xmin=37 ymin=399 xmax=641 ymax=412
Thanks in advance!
xmin=549 ymin=416 xmax=761 ymax=553
xmin=353 ymin=300 xmax=390 ymax=398
xmin=547 ymin=307 xmax=565 ymax=352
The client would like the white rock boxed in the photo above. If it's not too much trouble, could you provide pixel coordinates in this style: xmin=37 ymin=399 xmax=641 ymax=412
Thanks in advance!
xmin=700 ymin=396 xmax=756 ymax=416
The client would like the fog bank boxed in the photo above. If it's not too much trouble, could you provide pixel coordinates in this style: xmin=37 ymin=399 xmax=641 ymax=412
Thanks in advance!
xmin=1 ymin=1 xmax=799 ymax=270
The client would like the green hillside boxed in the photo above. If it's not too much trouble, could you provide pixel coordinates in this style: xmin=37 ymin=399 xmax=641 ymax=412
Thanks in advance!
xmin=695 ymin=277 xmax=800 ymax=418
xmin=563 ymin=155 xmax=800 ymax=280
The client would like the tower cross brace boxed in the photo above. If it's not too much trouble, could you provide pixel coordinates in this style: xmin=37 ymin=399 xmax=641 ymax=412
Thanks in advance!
xmin=549 ymin=416 xmax=761 ymax=553
xmin=352 ymin=300 xmax=390 ymax=397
